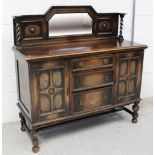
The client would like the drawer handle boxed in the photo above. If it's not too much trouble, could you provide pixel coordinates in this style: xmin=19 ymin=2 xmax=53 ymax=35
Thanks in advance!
xmin=74 ymin=62 xmax=84 ymax=69
xmin=78 ymin=62 xmax=84 ymax=68
xmin=104 ymin=74 xmax=109 ymax=81
xmin=103 ymin=59 xmax=109 ymax=64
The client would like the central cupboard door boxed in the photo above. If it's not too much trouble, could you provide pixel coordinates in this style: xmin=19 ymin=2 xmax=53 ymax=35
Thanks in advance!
xmin=30 ymin=60 xmax=69 ymax=123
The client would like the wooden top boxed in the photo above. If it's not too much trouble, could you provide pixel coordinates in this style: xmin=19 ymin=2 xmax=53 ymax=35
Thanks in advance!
xmin=14 ymin=39 xmax=147 ymax=62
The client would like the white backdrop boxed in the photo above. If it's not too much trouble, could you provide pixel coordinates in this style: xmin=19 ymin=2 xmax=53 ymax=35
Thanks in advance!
xmin=2 ymin=0 xmax=153 ymax=123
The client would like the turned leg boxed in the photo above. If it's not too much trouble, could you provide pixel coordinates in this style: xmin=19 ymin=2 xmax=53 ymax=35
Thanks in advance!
xmin=132 ymin=101 xmax=140 ymax=123
xmin=31 ymin=131 xmax=39 ymax=153
xmin=19 ymin=112 xmax=26 ymax=131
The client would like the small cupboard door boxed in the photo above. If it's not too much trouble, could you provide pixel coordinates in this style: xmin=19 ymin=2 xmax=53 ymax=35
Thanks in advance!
xmin=30 ymin=60 xmax=69 ymax=123
xmin=117 ymin=52 xmax=144 ymax=103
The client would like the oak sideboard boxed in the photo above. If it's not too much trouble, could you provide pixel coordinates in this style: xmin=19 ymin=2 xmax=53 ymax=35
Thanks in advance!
xmin=12 ymin=6 xmax=147 ymax=153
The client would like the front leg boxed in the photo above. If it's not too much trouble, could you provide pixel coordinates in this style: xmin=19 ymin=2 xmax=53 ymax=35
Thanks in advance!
xmin=132 ymin=101 xmax=140 ymax=123
xmin=31 ymin=131 xmax=39 ymax=153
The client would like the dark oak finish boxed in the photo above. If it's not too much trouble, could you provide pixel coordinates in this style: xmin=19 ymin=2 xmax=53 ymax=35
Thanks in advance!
xmin=12 ymin=6 xmax=147 ymax=153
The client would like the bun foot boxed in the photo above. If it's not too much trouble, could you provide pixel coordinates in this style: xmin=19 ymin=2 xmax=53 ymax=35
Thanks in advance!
xmin=32 ymin=146 xmax=39 ymax=153
xmin=132 ymin=118 xmax=137 ymax=123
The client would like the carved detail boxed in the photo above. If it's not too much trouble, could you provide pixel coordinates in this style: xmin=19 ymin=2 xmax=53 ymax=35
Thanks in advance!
xmin=16 ymin=23 xmax=21 ymax=43
xmin=118 ymin=14 xmax=125 ymax=40
xmin=25 ymin=24 xmax=41 ymax=36
xmin=29 ymin=26 xmax=36 ymax=33
xmin=132 ymin=102 xmax=140 ymax=123
xmin=48 ymin=87 xmax=55 ymax=95
xmin=31 ymin=131 xmax=39 ymax=153
xmin=39 ymin=68 xmax=65 ymax=115
xmin=118 ymin=57 xmax=137 ymax=98
xmin=99 ymin=21 xmax=111 ymax=31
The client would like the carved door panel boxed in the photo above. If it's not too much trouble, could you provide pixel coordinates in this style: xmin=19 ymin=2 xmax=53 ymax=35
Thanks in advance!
xmin=117 ymin=52 xmax=143 ymax=103
xmin=31 ymin=60 xmax=69 ymax=122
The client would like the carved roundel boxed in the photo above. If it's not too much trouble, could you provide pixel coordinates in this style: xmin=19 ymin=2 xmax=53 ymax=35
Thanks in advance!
xmin=99 ymin=21 xmax=111 ymax=31
xmin=24 ymin=24 xmax=41 ymax=37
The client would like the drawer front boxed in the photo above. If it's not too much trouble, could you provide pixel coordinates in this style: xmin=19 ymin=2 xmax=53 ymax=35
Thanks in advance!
xmin=73 ymin=70 xmax=113 ymax=91
xmin=72 ymin=87 xmax=112 ymax=114
xmin=72 ymin=56 xmax=113 ymax=72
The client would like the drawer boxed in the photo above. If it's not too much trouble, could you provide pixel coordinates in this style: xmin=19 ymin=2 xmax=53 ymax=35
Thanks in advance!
xmin=73 ymin=70 xmax=113 ymax=91
xmin=72 ymin=56 xmax=113 ymax=72
xmin=72 ymin=86 xmax=112 ymax=114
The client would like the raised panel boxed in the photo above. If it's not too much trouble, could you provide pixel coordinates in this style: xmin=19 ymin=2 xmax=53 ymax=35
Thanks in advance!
xmin=119 ymin=59 xmax=128 ymax=77
xmin=22 ymin=21 xmax=44 ymax=39
xmin=129 ymin=59 xmax=137 ymax=75
xmin=40 ymin=94 xmax=51 ymax=113
xmin=39 ymin=71 xmax=50 ymax=90
xmin=52 ymin=70 xmax=62 ymax=87
xmin=98 ymin=20 xmax=112 ymax=33
xmin=73 ymin=71 xmax=113 ymax=90
xmin=53 ymin=93 xmax=63 ymax=110
xmin=72 ymin=87 xmax=112 ymax=113
xmin=128 ymin=79 xmax=136 ymax=94
xmin=118 ymin=81 xmax=126 ymax=97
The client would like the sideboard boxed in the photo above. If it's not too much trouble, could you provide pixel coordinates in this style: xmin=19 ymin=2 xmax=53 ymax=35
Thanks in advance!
xmin=12 ymin=6 xmax=147 ymax=153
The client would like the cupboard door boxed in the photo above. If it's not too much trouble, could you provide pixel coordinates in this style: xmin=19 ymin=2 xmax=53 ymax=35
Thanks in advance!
xmin=30 ymin=60 xmax=69 ymax=122
xmin=117 ymin=52 xmax=144 ymax=103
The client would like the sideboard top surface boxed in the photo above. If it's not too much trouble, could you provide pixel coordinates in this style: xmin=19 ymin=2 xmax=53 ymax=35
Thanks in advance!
xmin=14 ymin=39 xmax=147 ymax=61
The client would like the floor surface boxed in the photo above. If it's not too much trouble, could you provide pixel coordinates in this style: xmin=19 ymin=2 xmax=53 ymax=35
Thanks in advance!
xmin=3 ymin=98 xmax=153 ymax=155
